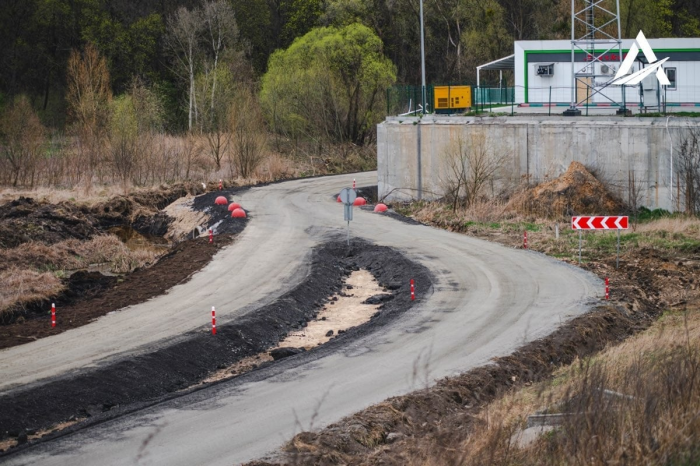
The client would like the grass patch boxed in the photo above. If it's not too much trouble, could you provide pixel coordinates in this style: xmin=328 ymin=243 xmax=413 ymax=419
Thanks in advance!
xmin=446 ymin=306 xmax=700 ymax=466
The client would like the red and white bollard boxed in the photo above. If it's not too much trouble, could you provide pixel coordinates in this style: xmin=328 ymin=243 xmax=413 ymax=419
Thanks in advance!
xmin=51 ymin=303 xmax=56 ymax=328
xmin=219 ymin=179 xmax=223 ymax=190
xmin=524 ymin=231 xmax=528 ymax=249
xmin=212 ymin=306 xmax=216 ymax=335
xmin=209 ymin=228 xmax=213 ymax=244
xmin=353 ymin=178 xmax=356 ymax=189
xmin=605 ymin=277 xmax=609 ymax=300
xmin=410 ymin=279 xmax=415 ymax=301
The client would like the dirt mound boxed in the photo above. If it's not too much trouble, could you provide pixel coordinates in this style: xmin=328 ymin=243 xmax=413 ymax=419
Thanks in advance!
xmin=0 ymin=183 xmax=206 ymax=249
xmin=0 ymin=197 xmax=101 ymax=248
xmin=512 ymin=161 xmax=625 ymax=217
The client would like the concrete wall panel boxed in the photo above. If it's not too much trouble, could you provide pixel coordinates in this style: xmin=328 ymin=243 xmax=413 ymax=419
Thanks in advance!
xmin=378 ymin=116 xmax=697 ymax=211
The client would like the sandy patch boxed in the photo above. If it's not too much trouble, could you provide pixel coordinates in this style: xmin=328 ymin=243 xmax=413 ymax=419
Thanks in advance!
xmin=0 ymin=418 xmax=86 ymax=452
xmin=199 ymin=270 xmax=385 ymax=386
xmin=162 ymin=196 xmax=210 ymax=241
xmin=279 ymin=269 xmax=384 ymax=349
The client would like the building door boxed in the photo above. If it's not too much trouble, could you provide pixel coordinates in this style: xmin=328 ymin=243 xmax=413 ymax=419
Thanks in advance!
xmin=576 ymin=77 xmax=592 ymax=105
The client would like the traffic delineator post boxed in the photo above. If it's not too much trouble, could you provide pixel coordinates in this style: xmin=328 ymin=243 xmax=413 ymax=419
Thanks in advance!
xmin=219 ymin=179 xmax=223 ymax=190
xmin=212 ymin=306 xmax=216 ymax=335
xmin=209 ymin=228 xmax=213 ymax=244
xmin=51 ymin=303 xmax=56 ymax=328
xmin=353 ymin=179 xmax=356 ymax=189
xmin=410 ymin=279 xmax=415 ymax=301
xmin=524 ymin=231 xmax=528 ymax=249
xmin=605 ymin=277 xmax=609 ymax=300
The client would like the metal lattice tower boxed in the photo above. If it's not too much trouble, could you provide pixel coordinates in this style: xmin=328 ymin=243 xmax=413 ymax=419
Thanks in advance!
xmin=565 ymin=0 xmax=625 ymax=115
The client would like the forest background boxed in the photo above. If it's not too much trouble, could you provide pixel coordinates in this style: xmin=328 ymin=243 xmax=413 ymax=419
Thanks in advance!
xmin=2 ymin=0 xmax=700 ymax=190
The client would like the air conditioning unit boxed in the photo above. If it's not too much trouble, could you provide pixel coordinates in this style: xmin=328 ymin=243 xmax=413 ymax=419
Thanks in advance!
xmin=600 ymin=64 xmax=617 ymax=75
xmin=536 ymin=64 xmax=554 ymax=77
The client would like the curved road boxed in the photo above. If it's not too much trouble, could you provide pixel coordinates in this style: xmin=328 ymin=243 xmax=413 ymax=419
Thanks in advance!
xmin=2 ymin=172 xmax=601 ymax=465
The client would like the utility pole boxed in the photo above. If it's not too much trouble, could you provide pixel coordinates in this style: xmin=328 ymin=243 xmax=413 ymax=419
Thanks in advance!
xmin=420 ymin=0 xmax=426 ymax=115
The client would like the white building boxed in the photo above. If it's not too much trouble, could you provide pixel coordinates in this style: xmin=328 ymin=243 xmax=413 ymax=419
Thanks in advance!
xmin=479 ymin=38 xmax=700 ymax=109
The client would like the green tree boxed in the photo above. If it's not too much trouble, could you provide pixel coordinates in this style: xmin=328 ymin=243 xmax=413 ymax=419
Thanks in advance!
xmin=460 ymin=0 xmax=513 ymax=81
xmin=195 ymin=65 xmax=236 ymax=170
xmin=621 ymin=0 xmax=673 ymax=38
xmin=82 ymin=6 xmax=164 ymax=92
xmin=260 ymin=23 xmax=396 ymax=145
xmin=109 ymin=78 xmax=163 ymax=189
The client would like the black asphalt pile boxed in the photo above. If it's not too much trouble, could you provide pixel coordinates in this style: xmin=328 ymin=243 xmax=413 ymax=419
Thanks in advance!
xmin=355 ymin=185 xmax=378 ymax=203
xmin=0 ymin=239 xmax=431 ymax=449
xmin=191 ymin=185 xmax=250 ymax=235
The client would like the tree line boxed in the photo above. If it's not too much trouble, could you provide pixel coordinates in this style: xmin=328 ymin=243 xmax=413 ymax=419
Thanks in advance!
xmin=1 ymin=0 xmax=699 ymax=189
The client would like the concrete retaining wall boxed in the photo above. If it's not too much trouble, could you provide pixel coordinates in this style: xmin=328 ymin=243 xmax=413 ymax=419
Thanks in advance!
xmin=377 ymin=115 xmax=696 ymax=211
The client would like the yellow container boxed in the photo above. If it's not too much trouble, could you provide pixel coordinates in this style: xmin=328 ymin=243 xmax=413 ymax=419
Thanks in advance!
xmin=434 ymin=85 xmax=472 ymax=112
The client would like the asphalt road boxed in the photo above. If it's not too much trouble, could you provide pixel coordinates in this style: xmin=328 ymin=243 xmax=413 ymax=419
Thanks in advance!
xmin=3 ymin=172 xmax=601 ymax=465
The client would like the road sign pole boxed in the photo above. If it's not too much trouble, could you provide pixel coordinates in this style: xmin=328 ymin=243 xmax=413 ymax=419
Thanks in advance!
xmin=578 ymin=230 xmax=582 ymax=264
xmin=616 ymin=229 xmax=621 ymax=269
xmin=340 ymin=188 xmax=357 ymax=247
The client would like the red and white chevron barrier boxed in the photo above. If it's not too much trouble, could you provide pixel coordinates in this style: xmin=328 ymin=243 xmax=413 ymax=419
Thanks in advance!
xmin=571 ymin=216 xmax=628 ymax=230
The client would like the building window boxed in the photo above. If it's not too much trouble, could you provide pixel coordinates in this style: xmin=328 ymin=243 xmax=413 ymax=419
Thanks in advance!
xmin=666 ymin=67 xmax=677 ymax=90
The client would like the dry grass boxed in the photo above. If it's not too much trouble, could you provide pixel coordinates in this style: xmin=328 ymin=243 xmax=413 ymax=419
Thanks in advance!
xmin=0 ymin=185 xmax=127 ymax=206
xmin=0 ymin=235 xmax=159 ymax=317
xmin=441 ymin=306 xmax=700 ymax=466
xmin=634 ymin=216 xmax=700 ymax=236
xmin=0 ymin=235 xmax=158 ymax=275
xmin=0 ymin=267 xmax=65 ymax=317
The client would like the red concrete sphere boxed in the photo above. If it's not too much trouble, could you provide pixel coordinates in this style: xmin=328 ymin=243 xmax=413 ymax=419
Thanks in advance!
xmin=228 ymin=202 xmax=242 ymax=211
xmin=374 ymin=203 xmax=388 ymax=212
xmin=231 ymin=208 xmax=247 ymax=218
xmin=215 ymin=196 xmax=228 ymax=205
xmin=353 ymin=197 xmax=367 ymax=206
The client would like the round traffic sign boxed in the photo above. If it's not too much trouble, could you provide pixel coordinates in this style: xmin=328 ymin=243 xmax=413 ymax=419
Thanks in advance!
xmin=339 ymin=188 xmax=357 ymax=206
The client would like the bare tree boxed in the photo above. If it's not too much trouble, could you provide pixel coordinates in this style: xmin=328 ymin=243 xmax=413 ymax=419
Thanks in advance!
xmin=442 ymin=132 xmax=509 ymax=211
xmin=66 ymin=43 xmax=112 ymax=188
xmin=166 ymin=7 xmax=204 ymax=132
xmin=202 ymin=0 xmax=238 ymax=115
xmin=228 ymin=88 xmax=267 ymax=179
xmin=0 ymin=95 xmax=46 ymax=187
xmin=677 ymin=123 xmax=700 ymax=215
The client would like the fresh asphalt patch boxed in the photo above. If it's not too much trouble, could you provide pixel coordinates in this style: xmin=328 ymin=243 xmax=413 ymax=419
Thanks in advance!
xmin=0 ymin=238 xmax=431 ymax=454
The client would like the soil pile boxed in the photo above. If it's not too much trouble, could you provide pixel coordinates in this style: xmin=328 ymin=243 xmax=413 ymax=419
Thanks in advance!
xmin=0 ymin=183 xmax=206 ymax=249
xmin=511 ymin=161 xmax=625 ymax=217
xmin=0 ymin=197 xmax=100 ymax=248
